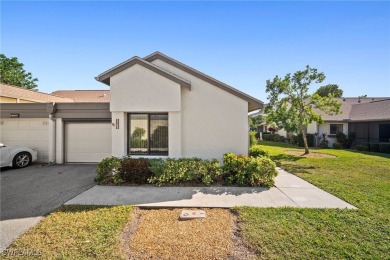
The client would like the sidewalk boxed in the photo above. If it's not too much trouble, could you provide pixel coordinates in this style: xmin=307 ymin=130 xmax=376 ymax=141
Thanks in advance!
xmin=65 ymin=168 xmax=356 ymax=209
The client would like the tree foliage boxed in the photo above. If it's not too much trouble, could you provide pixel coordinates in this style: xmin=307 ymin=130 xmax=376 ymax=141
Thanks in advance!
xmin=315 ymin=84 xmax=343 ymax=98
xmin=0 ymin=54 xmax=38 ymax=90
xmin=265 ymin=65 xmax=341 ymax=154
xmin=249 ymin=115 xmax=263 ymax=128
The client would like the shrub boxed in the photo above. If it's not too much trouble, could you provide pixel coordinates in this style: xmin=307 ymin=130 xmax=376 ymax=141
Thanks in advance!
xmin=287 ymin=134 xmax=298 ymax=145
xmin=255 ymin=132 xmax=260 ymax=139
xmin=95 ymin=157 xmax=123 ymax=184
xmin=262 ymin=133 xmax=272 ymax=141
xmin=336 ymin=131 xmax=356 ymax=148
xmin=148 ymin=158 xmax=221 ymax=186
xmin=296 ymin=133 xmax=315 ymax=147
xmin=274 ymin=134 xmax=286 ymax=142
xmin=379 ymin=143 xmax=390 ymax=154
xmin=333 ymin=143 xmax=342 ymax=149
xmin=356 ymin=144 xmax=369 ymax=151
xmin=120 ymin=158 xmax=152 ymax=184
xmin=222 ymin=152 xmax=277 ymax=187
xmin=262 ymin=133 xmax=285 ymax=143
xmin=370 ymin=143 xmax=380 ymax=152
xmin=249 ymin=131 xmax=257 ymax=146
xmin=249 ymin=146 xmax=269 ymax=157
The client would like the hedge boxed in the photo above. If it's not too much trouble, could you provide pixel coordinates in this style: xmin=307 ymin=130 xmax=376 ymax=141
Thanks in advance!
xmin=296 ymin=133 xmax=315 ymax=147
xmin=358 ymin=142 xmax=390 ymax=154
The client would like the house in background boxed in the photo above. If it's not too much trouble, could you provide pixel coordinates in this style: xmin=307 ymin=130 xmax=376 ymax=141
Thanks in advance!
xmin=1 ymin=52 xmax=263 ymax=163
xmin=0 ymin=83 xmax=74 ymax=103
xmin=308 ymin=97 xmax=390 ymax=147
xmin=253 ymin=97 xmax=390 ymax=147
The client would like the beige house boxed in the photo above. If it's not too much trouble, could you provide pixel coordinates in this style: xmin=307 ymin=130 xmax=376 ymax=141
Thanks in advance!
xmin=95 ymin=52 xmax=263 ymax=160
xmin=0 ymin=83 xmax=73 ymax=103
xmin=1 ymin=52 xmax=263 ymax=163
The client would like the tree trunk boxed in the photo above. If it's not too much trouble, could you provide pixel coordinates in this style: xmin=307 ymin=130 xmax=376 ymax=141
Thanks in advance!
xmin=301 ymin=127 xmax=310 ymax=154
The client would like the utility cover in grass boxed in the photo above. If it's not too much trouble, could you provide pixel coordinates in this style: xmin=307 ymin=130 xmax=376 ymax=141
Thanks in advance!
xmin=128 ymin=208 xmax=234 ymax=259
xmin=180 ymin=210 xmax=206 ymax=220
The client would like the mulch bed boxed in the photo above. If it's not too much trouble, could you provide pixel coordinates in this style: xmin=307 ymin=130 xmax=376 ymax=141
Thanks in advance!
xmin=284 ymin=150 xmax=337 ymax=158
xmin=121 ymin=208 xmax=256 ymax=259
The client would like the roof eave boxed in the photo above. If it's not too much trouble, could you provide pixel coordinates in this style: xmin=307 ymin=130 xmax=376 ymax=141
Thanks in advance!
xmin=95 ymin=56 xmax=191 ymax=90
xmin=144 ymin=52 xmax=264 ymax=110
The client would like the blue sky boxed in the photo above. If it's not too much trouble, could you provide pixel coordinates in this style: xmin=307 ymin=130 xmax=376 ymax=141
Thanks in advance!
xmin=2 ymin=1 xmax=389 ymax=102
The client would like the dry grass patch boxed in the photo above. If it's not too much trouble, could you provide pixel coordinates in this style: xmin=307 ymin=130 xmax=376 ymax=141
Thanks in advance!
xmin=2 ymin=205 xmax=133 ymax=259
xmin=126 ymin=208 xmax=240 ymax=259
xmin=284 ymin=150 xmax=336 ymax=158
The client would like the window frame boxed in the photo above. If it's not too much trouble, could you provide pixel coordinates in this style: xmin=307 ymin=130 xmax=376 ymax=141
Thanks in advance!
xmin=127 ymin=113 xmax=169 ymax=156
xmin=329 ymin=123 xmax=343 ymax=136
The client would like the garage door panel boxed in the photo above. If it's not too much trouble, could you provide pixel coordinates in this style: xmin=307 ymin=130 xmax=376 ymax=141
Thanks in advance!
xmin=65 ymin=122 xmax=111 ymax=163
xmin=0 ymin=119 xmax=49 ymax=163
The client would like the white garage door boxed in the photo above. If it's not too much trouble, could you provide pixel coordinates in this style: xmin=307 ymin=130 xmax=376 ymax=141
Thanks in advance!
xmin=65 ymin=122 xmax=111 ymax=163
xmin=0 ymin=118 xmax=49 ymax=162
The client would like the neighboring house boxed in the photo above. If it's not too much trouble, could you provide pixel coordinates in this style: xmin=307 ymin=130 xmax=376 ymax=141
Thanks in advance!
xmin=254 ymin=97 xmax=390 ymax=147
xmin=0 ymin=83 xmax=74 ymax=103
xmin=308 ymin=97 xmax=390 ymax=147
xmin=0 ymin=52 xmax=263 ymax=163
xmin=0 ymin=84 xmax=109 ymax=162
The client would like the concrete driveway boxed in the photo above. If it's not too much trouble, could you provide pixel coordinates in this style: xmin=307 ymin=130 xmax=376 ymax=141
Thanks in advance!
xmin=0 ymin=164 xmax=97 ymax=251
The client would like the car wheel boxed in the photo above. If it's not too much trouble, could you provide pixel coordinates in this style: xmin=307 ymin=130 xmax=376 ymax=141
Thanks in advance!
xmin=13 ymin=152 xmax=32 ymax=168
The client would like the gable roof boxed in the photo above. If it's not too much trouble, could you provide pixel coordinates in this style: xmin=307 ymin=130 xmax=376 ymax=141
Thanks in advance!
xmin=51 ymin=90 xmax=110 ymax=103
xmin=95 ymin=56 xmax=191 ymax=89
xmin=349 ymin=99 xmax=390 ymax=121
xmin=144 ymin=52 xmax=263 ymax=112
xmin=0 ymin=83 xmax=74 ymax=103
xmin=315 ymin=97 xmax=389 ymax=122
xmin=95 ymin=51 xmax=263 ymax=112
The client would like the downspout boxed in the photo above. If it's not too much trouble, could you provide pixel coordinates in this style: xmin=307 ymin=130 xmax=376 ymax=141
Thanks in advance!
xmin=48 ymin=103 xmax=57 ymax=164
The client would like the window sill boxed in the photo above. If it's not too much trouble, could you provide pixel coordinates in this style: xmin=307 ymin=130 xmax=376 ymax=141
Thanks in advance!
xmin=128 ymin=154 xmax=169 ymax=159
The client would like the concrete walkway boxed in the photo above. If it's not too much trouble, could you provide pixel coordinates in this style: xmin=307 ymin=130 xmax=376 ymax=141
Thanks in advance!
xmin=65 ymin=168 xmax=356 ymax=209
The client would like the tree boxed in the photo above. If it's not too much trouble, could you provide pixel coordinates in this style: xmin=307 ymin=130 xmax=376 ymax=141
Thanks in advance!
xmin=315 ymin=84 xmax=343 ymax=98
xmin=0 ymin=54 xmax=38 ymax=90
xmin=265 ymin=65 xmax=341 ymax=154
xmin=249 ymin=114 xmax=263 ymax=128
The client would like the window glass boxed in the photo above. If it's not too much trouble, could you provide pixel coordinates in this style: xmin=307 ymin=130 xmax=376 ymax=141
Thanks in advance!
xmin=128 ymin=114 xmax=168 ymax=155
xmin=330 ymin=124 xmax=343 ymax=135
xmin=150 ymin=115 xmax=168 ymax=154
xmin=129 ymin=114 xmax=148 ymax=154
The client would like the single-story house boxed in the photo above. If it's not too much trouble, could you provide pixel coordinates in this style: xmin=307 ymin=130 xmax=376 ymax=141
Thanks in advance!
xmin=0 ymin=52 xmax=263 ymax=163
xmin=254 ymin=97 xmax=390 ymax=147
xmin=307 ymin=97 xmax=390 ymax=147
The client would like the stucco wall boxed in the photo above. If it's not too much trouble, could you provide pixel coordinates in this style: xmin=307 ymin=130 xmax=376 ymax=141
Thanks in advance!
xmin=318 ymin=122 xmax=348 ymax=147
xmin=152 ymin=59 xmax=249 ymax=160
xmin=0 ymin=96 xmax=17 ymax=103
xmin=0 ymin=96 xmax=36 ymax=103
xmin=109 ymin=65 xmax=183 ymax=158
xmin=110 ymin=64 xmax=181 ymax=112
xmin=109 ymin=59 xmax=250 ymax=160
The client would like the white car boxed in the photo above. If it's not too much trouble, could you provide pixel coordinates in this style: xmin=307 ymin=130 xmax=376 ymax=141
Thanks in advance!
xmin=0 ymin=143 xmax=38 ymax=168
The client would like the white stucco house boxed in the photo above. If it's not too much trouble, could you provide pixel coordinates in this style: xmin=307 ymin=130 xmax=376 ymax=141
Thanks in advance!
xmin=0 ymin=52 xmax=263 ymax=163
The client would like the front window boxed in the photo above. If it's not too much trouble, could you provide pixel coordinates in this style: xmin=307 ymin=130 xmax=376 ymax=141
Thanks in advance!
xmin=330 ymin=124 xmax=343 ymax=135
xmin=128 ymin=114 xmax=168 ymax=155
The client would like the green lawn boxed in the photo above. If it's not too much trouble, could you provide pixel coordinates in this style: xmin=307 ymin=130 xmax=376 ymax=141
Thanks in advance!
xmin=236 ymin=141 xmax=390 ymax=259
xmin=2 ymin=205 xmax=133 ymax=259
xmin=3 ymin=143 xmax=389 ymax=259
